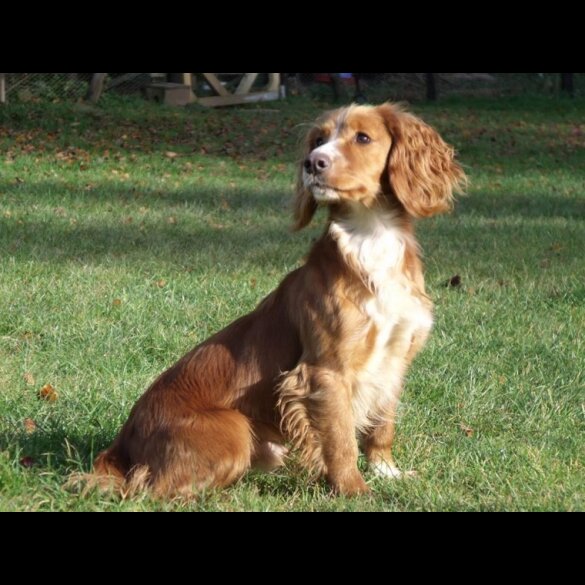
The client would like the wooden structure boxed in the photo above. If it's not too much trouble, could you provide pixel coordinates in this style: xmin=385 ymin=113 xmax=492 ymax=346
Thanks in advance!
xmin=143 ymin=73 xmax=281 ymax=107
xmin=193 ymin=73 xmax=280 ymax=107
xmin=85 ymin=73 xmax=107 ymax=103
xmin=84 ymin=72 xmax=280 ymax=107
xmin=145 ymin=82 xmax=193 ymax=106
xmin=0 ymin=73 xmax=281 ymax=106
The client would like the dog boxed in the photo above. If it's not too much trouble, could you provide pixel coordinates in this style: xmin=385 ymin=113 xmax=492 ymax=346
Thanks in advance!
xmin=90 ymin=102 xmax=465 ymax=497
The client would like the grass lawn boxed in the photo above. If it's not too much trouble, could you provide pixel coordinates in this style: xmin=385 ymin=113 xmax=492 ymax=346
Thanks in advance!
xmin=0 ymin=94 xmax=583 ymax=511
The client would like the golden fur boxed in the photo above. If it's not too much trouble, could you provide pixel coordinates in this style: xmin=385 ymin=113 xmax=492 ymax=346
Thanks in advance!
xmin=87 ymin=103 xmax=465 ymax=497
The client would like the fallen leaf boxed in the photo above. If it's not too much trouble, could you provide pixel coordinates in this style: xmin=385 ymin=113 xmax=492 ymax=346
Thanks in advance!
xmin=444 ymin=275 xmax=462 ymax=288
xmin=38 ymin=383 xmax=58 ymax=402
xmin=112 ymin=298 xmax=122 ymax=307
xmin=23 ymin=418 xmax=37 ymax=434
xmin=20 ymin=456 xmax=35 ymax=468
xmin=155 ymin=279 xmax=167 ymax=288
xmin=460 ymin=423 xmax=474 ymax=437
xmin=167 ymin=216 xmax=177 ymax=225
xmin=165 ymin=151 xmax=179 ymax=159
xmin=23 ymin=372 xmax=35 ymax=386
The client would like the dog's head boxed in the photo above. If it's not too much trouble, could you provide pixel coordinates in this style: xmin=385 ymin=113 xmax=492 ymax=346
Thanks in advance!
xmin=294 ymin=103 xmax=466 ymax=229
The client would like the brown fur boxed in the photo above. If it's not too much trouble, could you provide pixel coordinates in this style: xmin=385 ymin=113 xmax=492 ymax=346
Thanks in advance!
xmin=86 ymin=103 xmax=465 ymax=498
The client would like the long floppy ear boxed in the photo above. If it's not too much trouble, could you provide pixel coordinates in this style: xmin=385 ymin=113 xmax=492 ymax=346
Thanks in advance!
xmin=292 ymin=124 xmax=318 ymax=230
xmin=293 ymin=176 xmax=317 ymax=231
xmin=380 ymin=104 xmax=466 ymax=217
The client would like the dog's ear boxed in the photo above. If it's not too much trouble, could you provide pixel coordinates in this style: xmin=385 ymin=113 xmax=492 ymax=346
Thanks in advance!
xmin=379 ymin=104 xmax=466 ymax=217
xmin=292 ymin=126 xmax=318 ymax=230
xmin=293 ymin=179 xmax=317 ymax=231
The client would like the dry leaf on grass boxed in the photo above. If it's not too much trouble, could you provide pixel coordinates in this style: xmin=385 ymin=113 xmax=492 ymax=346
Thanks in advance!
xmin=38 ymin=383 xmax=58 ymax=402
xmin=20 ymin=456 xmax=35 ymax=468
xmin=23 ymin=418 xmax=37 ymax=434
xmin=444 ymin=275 xmax=462 ymax=288
xmin=459 ymin=423 xmax=474 ymax=437
xmin=23 ymin=372 xmax=35 ymax=386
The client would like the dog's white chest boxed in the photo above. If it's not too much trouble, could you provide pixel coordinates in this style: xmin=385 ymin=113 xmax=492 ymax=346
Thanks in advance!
xmin=352 ymin=280 xmax=432 ymax=430
xmin=331 ymin=210 xmax=433 ymax=430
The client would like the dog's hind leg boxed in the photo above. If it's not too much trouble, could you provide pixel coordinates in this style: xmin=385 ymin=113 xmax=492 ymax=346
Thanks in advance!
xmin=139 ymin=408 xmax=254 ymax=497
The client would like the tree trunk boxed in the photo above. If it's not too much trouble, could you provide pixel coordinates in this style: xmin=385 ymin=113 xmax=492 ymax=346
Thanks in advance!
xmin=426 ymin=72 xmax=437 ymax=101
xmin=330 ymin=73 xmax=342 ymax=101
xmin=0 ymin=73 xmax=6 ymax=104
xmin=85 ymin=73 xmax=107 ymax=103
xmin=560 ymin=73 xmax=574 ymax=96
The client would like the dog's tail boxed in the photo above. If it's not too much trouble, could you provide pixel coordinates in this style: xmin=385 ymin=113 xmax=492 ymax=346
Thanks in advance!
xmin=92 ymin=446 xmax=129 ymax=489
xmin=66 ymin=443 xmax=132 ymax=497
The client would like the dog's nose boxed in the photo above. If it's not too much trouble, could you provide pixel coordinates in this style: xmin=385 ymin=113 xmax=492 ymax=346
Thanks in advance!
xmin=304 ymin=152 xmax=331 ymax=175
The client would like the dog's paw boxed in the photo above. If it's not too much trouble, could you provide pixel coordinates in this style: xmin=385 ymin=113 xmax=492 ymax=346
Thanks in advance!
xmin=370 ymin=461 xmax=416 ymax=479
xmin=330 ymin=472 xmax=371 ymax=496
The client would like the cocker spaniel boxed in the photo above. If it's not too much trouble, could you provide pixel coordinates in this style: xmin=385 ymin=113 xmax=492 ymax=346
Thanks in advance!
xmin=90 ymin=103 xmax=465 ymax=497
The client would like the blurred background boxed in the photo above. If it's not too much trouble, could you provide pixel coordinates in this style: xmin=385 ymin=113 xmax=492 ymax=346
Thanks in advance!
xmin=0 ymin=72 xmax=581 ymax=105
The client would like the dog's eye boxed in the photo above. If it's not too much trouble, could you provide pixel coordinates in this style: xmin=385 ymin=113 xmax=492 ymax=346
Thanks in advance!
xmin=314 ymin=136 xmax=325 ymax=148
xmin=356 ymin=132 xmax=372 ymax=145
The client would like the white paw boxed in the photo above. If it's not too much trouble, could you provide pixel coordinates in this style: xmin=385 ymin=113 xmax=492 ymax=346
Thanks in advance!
xmin=253 ymin=441 xmax=289 ymax=471
xmin=370 ymin=461 xmax=416 ymax=479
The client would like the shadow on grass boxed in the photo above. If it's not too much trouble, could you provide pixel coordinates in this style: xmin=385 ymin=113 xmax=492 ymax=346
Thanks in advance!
xmin=456 ymin=190 xmax=585 ymax=221
xmin=0 ymin=425 xmax=112 ymax=474
xmin=0 ymin=181 xmax=312 ymax=270
xmin=1 ymin=180 xmax=583 ymax=273
xmin=0 ymin=178 xmax=290 ymax=212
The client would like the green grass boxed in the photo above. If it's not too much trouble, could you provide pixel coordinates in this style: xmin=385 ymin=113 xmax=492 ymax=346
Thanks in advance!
xmin=0 ymin=94 xmax=584 ymax=511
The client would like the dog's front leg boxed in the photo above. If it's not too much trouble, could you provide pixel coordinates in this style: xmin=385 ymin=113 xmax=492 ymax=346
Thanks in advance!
xmin=278 ymin=364 xmax=369 ymax=496
xmin=308 ymin=367 xmax=370 ymax=496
